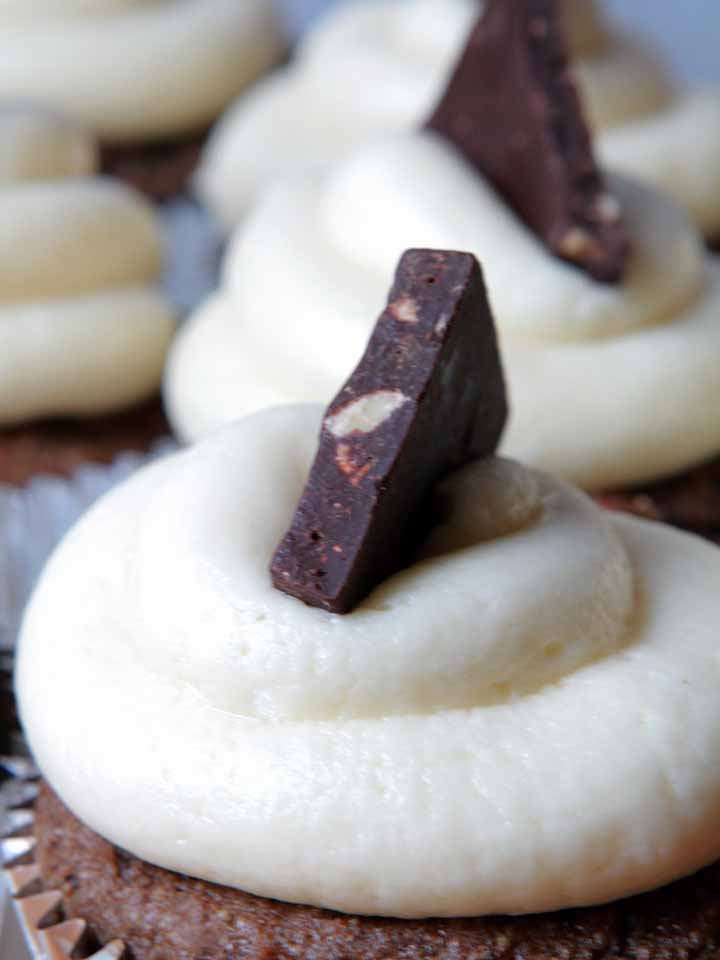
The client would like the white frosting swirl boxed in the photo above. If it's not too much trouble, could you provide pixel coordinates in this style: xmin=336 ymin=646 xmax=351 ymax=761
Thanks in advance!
xmin=196 ymin=0 xmax=720 ymax=236
xmin=17 ymin=405 xmax=720 ymax=918
xmin=0 ymin=105 xmax=175 ymax=424
xmin=166 ymin=133 xmax=720 ymax=491
xmin=0 ymin=1 xmax=283 ymax=142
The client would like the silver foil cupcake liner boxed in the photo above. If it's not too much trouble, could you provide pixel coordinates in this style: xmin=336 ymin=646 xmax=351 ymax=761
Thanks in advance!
xmin=0 ymin=757 xmax=127 ymax=960
xmin=0 ymin=440 xmax=177 ymax=658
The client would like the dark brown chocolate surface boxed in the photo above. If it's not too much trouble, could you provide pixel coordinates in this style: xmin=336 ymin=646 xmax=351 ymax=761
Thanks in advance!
xmin=35 ymin=783 xmax=720 ymax=960
xmin=0 ymin=397 xmax=169 ymax=488
xmin=271 ymin=249 xmax=507 ymax=613
xmin=426 ymin=0 xmax=629 ymax=282
xmin=100 ymin=134 xmax=206 ymax=202
xmin=596 ymin=455 xmax=720 ymax=542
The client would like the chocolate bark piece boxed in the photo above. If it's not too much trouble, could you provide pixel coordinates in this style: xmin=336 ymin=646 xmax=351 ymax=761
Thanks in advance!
xmin=271 ymin=249 xmax=507 ymax=614
xmin=426 ymin=0 xmax=630 ymax=283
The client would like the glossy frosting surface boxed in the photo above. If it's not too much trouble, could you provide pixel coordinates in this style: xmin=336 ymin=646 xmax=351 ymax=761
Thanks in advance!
xmin=18 ymin=406 xmax=720 ymax=917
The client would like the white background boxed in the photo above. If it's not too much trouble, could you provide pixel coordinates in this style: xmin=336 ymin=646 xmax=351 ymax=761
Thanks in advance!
xmin=278 ymin=0 xmax=720 ymax=84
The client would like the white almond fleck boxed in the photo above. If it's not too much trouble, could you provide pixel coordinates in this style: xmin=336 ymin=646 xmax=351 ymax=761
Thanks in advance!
xmin=326 ymin=391 xmax=409 ymax=438
xmin=390 ymin=297 xmax=419 ymax=324
xmin=434 ymin=311 xmax=451 ymax=337
xmin=596 ymin=193 xmax=622 ymax=223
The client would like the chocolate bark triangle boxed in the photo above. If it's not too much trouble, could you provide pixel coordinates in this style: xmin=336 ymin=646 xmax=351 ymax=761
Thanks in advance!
xmin=271 ymin=249 xmax=507 ymax=615
xmin=426 ymin=0 xmax=630 ymax=283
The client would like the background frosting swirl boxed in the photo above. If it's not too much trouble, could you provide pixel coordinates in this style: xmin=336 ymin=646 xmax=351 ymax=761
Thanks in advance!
xmin=196 ymin=0 xmax=720 ymax=235
xmin=0 ymin=0 xmax=283 ymax=141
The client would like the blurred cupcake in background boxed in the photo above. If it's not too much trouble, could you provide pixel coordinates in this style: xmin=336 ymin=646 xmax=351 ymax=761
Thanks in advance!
xmin=196 ymin=0 xmax=720 ymax=240
xmin=0 ymin=1 xmax=285 ymax=200
xmin=167 ymin=0 xmax=720 ymax=541
xmin=0 ymin=102 xmax=176 ymax=487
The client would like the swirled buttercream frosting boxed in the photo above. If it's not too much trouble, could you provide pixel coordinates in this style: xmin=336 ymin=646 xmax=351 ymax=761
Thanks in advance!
xmin=0 ymin=104 xmax=175 ymax=424
xmin=0 ymin=1 xmax=283 ymax=142
xmin=196 ymin=0 xmax=720 ymax=236
xmin=17 ymin=404 xmax=720 ymax=917
xmin=166 ymin=133 xmax=720 ymax=490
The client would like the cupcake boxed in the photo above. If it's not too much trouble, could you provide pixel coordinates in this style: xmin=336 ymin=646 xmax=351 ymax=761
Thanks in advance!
xmin=0 ymin=103 xmax=176 ymax=486
xmin=196 ymin=0 xmax=720 ymax=239
xmin=166 ymin=1 xmax=720 ymax=539
xmin=0 ymin=1 xmax=284 ymax=200
xmin=10 ymin=248 xmax=720 ymax=959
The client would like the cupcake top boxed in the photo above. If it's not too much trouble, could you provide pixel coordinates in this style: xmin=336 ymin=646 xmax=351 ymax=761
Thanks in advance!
xmin=17 ymin=411 xmax=720 ymax=918
xmin=18 ymin=249 xmax=720 ymax=920
xmin=0 ymin=1 xmax=283 ymax=142
xmin=0 ymin=103 xmax=175 ymax=425
xmin=196 ymin=0 xmax=720 ymax=235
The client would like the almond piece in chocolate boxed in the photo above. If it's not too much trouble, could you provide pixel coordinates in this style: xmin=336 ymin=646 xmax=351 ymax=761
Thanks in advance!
xmin=270 ymin=249 xmax=507 ymax=614
xmin=426 ymin=0 xmax=630 ymax=283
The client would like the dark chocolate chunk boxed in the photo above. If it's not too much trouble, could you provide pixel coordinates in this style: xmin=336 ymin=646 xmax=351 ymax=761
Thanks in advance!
xmin=426 ymin=0 xmax=630 ymax=283
xmin=271 ymin=249 xmax=507 ymax=614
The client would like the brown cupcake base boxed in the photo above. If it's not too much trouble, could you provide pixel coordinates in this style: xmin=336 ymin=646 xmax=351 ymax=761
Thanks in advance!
xmin=35 ymin=783 xmax=720 ymax=960
xmin=0 ymin=398 xmax=170 ymax=488
xmin=100 ymin=134 xmax=206 ymax=203
xmin=595 ymin=455 xmax=720 ymax=544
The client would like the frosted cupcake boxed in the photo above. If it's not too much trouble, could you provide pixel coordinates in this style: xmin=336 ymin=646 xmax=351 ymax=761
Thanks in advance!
xmin=0 ymin=1 xmax=284 ymax=199
xmin=0 ymin=103 xmax=175 ymax=485
xmin=197 ymin=0 xmax=720 ymax=238
xmin=167 ymin=1 xmax=720 ymax=538
xmin=12 ymin=248 xmax=720 ymax=959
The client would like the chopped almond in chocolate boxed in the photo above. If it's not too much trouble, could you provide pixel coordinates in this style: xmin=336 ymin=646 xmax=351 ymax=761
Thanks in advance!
xmin=271 ymin=249 xmax=507 ymax=614
xmin=426 ymin=0 xmax=630 ymax=283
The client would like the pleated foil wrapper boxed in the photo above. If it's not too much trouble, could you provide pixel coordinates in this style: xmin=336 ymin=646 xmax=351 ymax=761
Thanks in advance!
xmin=0 ymin=441 xmax=177 ymax=661
xmin=0 ymin=757 xmax=126 ymax=960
